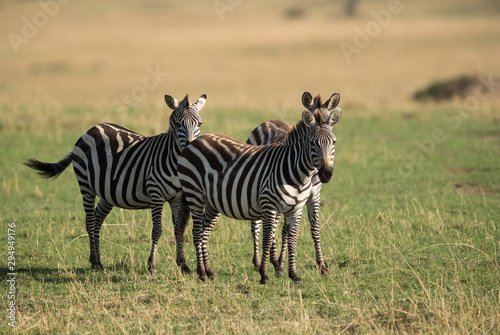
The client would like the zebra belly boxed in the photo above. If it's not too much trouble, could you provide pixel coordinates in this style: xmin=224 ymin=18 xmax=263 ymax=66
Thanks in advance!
xmin=209 ymin=201 xmax=261 ymax=221
xmin=206 ymin=180 xmax=311 ymax=221
xmin=206 ymin=192 xmax=309 ymax=221
xmin=92 ymin=177 xmax=182 ymax=209
xmin=93 ymin=185 xmax=152 ymax=209
xmin=202 ymin=179 xmax=260 ymax=220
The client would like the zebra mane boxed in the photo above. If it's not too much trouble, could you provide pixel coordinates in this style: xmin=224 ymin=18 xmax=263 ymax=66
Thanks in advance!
xmin=313 ymin=95 xmax=322 ymax=109
xmin=168 ymin=111 xmax=179 ymax=130
xmin=283 ymin=110 xmax=322 ymax=144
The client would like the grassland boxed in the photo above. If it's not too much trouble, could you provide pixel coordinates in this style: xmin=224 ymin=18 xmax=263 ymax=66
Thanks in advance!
xmin=1 ymin=0 xmax=500 ymax=334
xmin=1 ymin=102 xmax=499 ymax=334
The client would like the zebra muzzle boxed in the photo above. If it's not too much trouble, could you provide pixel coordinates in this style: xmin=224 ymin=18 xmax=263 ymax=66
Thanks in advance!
xmin=318 ymin=166 xmax=333 ymax=183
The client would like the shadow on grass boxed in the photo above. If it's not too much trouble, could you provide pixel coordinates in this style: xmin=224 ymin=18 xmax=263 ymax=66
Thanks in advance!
xmin=0 ymin=266 xmax=146 ymax=284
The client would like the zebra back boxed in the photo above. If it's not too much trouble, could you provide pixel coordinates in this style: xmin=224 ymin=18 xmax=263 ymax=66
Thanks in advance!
xmin=246 ymin=120 xmax=292 ymax=146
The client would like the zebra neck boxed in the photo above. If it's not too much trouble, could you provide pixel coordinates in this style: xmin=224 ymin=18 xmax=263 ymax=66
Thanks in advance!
xmin=168 ymin=128 xmax=184 ymax=158
xmin=279 ymin=126 xmax=316 ymax=184
xmin=157 ymin=127 xmax=183 ymax=165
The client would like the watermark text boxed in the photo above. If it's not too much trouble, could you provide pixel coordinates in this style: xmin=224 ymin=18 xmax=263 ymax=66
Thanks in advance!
xmin=111 ymin=65 xmax=169 ymax=112
xmin=7 ymin=223 xmax=17 ymax=328
xmin=7 ymin=0 xmax=71 ymax=54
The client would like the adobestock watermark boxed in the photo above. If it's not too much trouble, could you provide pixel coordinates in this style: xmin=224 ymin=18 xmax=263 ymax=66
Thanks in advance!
xmin=385 ymin=74 xmax=500 ymax=191
xmin=339 ymin=0 xmax=405 ymax=64
xmin=6 ymin=0 xmax=71 ymax=54
xmin=6 ymin=223 xmax=17 ymax=328
xmin=213 ymin=0 xmax=244 ymax=21
xmin=111 ymin=65 xmax=169 ymax=113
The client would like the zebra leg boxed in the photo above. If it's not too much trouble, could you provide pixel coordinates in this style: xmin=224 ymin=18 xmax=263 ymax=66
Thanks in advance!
xmin=269 ymin=218 xmax=280 ymax=273
xmin=258 ymin=208 xmax=278 ymax=285
xmin=148 ymin=202 xmax=164 ymax=274
xmin=169 ymin=198 xmax=192 ymax=274
xmin=92 ymin=199 xmax=113 ymax=270
xmin=275 ymin=217 xmax=288 ymax=277
xmin=81 ymin=192 xmax=103 ymax=270
xmin=254 ymin=218 xmax=280 ymax=272
xmin=251 ymin=219 xmax=261 ymax=271
xmin=306 ymin=187 xmax=328 ymax=275
xmin=184 ymin=194 xmax=208 ymax=281
xmin=285 ymin=211 xmax=303 ymax=284
xmin=192 ymin=212 xmax=207 ymax=281
xmin=201 ymin=205 xmax=220 ymax=280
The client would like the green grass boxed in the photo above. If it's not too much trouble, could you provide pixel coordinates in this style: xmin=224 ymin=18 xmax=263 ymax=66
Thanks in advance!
xmin=1 ymin=103 xmax=499 ymax=333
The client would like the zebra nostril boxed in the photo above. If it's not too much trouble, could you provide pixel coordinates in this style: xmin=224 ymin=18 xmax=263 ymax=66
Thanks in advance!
xmin=319 ymin=167 xmax=333 ymax=183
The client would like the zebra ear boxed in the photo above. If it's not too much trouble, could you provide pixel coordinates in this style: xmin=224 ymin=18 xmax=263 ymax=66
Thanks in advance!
xmin=165 ymin=95 xmax=179 ymax=110
xmin=194 ymin=93 xmax=207 ymax=111
xmin=328 ymin=107 xmax=342 ymax=127
xmin=322 ymin=93 xmax=340 ymax=111
xmin=302 ymin=92 xmax=316 ymax=112
xmin=302 ymin=109 xmax=316 ymax=128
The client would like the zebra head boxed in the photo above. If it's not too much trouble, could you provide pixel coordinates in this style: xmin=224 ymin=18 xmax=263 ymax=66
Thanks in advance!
xmin=301 ymin=92 xmax=342 ymax=183
xmin=165 ymin=93 xmax=207 ymax=149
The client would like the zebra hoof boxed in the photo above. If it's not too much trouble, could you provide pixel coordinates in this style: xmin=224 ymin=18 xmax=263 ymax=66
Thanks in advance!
xmin=181 ymin=264 xmax=192 ymax=275
xmin=206 ymin=269 xmax=216 ymax=279
xmin=91 ymin=263 xmax=104 ymax=271
xmin=199 ymin=275 xmax=208 ymax=282
xmin=148 ymin=268 xmax=158 ymax=275
xmin=259 ymin=275 xmax=269 ymax=285
xmin=320 ymin=266 xmax=329 ymax=275
xmin=292 ymin=276 xmax=303 ymax=285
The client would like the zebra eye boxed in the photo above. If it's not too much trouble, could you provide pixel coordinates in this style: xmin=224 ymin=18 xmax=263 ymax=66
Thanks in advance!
xmin=198 ymin=121 xmax=203 ymax=127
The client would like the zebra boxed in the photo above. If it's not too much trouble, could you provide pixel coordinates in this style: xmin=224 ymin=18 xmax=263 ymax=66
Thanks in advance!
xmin=24 ymin=93 xmax=207 ymax=274
xmin=246 ymin=92 xmax=330 ymax=277
xmin=178 ymin=92 xmax=341 ymax=284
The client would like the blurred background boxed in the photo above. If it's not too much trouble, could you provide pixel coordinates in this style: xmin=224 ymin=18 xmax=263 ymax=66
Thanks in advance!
xmin=1 ymin=0 xmax=499 ymax=112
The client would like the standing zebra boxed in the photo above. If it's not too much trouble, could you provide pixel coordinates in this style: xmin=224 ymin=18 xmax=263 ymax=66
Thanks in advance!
xmin=178 ymin=92 xmax=341 ymax=284
xmin=246 ymin=92 xmax=330 ymax=276
xmin=24 ymin=93 xmax=207 ymax=274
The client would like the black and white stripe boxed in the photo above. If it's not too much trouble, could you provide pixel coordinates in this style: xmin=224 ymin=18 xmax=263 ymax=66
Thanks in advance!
xmin=24 ymin=93 xmax=207 ymax=274
xmin=246 ymin=93 xmax=333 ymax=276
xmin=178 ymin=92 xmax=341 ymax=284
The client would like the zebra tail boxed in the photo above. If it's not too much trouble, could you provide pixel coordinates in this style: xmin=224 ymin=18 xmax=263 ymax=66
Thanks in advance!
xmin=23 ymin=153 xmax=73 ymax=180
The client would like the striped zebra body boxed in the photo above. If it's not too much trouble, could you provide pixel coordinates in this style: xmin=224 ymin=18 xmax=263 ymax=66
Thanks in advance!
xmin=73 ymin=123 xmax=177 ymax=209
xmin=247 ymin=117 xmax=328 ymax=276
xmin=25 ymin=94 xmax=207 ymax=274
xmin=178 ymin=92 xmax=341 ymax=284
xmin=246 ymin=119 xmax=292 ymax=146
